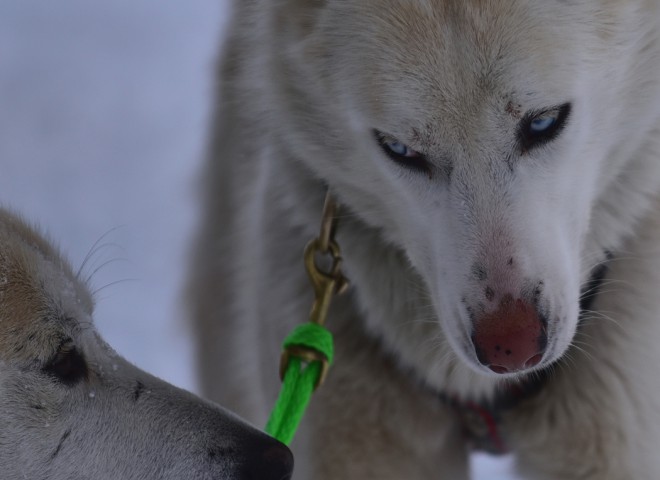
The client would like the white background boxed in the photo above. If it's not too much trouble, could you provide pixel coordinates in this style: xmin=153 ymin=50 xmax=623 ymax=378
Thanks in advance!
xmin=0 ymin=1 xmax=516 ymax=478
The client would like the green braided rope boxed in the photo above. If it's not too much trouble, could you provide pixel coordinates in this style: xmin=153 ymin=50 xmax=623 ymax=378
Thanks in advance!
xmin=282 ymin=323 xmax=334 ymax=364
xmin=265 ymin=323 xmax=334 ymax=445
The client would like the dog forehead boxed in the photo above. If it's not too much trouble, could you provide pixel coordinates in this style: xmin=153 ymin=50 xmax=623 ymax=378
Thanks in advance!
xmin=328 ymin=0 xmax=583 ymax=130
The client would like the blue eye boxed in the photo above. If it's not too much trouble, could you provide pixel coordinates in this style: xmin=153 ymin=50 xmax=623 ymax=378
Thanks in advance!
xmin=374 ymin=130 xmax=432 ymax=177
xmin=519 ymin=103 xmax=571 ymax=151
xmin=384 ymin=139 xmax=413 ymax=157
xmin=530 ymin=114 xmax=557 ymax=133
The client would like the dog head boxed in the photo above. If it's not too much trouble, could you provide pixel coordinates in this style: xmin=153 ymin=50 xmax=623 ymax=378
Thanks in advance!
xmin=275 ymin=0 xmax=660 ymax=377
xmin=0 ymin=209 xmax=293 ymax=479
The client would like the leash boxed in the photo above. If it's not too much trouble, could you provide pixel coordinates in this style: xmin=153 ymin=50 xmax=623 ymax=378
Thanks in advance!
xmin=265 ymin=193 xmax=348 ymax=445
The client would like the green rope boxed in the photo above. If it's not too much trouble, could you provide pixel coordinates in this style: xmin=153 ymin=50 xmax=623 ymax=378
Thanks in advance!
xmin=265 ymin=323 xmax=334 ymax=445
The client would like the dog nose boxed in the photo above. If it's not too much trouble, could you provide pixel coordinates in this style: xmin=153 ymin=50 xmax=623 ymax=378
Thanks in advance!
xmin=242 ymin=434 xmax=294 ymax=480
xmin=471 ymin=295 xmax=547 ymax=374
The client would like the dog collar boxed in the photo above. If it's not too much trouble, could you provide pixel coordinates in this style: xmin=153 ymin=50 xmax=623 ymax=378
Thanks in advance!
xmin=441 ymin=254 xmax=610 ymax=455
xmin=440 ymin=371 xmax=548 ymax=455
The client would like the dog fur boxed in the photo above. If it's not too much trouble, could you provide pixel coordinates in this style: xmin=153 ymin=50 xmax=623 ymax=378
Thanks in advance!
xmin=190 ymin=1 xmax=660 ymax=478
xmin=0 ymin=208 xmax=293 ymax=480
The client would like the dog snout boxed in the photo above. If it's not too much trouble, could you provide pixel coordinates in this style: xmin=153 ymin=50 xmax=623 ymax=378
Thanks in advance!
xmin=471 ymin=294 xmax=547 ymax=374
xmin=239 ymin=434 xmax=294 ymax=480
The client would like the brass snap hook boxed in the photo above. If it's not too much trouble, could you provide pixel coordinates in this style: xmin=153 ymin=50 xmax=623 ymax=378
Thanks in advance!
xmin=278 ymin=192 xmax=348 ymax=390
xmin=304 ymin=237 xmax=348 ymax=326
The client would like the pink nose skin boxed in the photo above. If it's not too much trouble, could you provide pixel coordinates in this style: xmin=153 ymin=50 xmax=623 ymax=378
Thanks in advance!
xmin=472 ymin=295 xmax=547 ymax=374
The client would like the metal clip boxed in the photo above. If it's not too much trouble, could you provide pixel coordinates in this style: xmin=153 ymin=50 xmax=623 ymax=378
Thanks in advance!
xmin=279 ymin=193 xmax=348 ymax=390
xmin=304 ymin=238 xmax=348 ymax=326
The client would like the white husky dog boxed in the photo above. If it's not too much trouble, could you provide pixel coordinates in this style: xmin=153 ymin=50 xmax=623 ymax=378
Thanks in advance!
xmin=190 ymin=1 xmax=660 ymax=478
xmin=0 ymin=208 xmax=293 ymax=480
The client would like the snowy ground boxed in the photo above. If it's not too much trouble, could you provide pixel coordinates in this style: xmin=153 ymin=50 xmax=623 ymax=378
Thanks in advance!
xmin=0 ymin=2 xmax=517 ymax=478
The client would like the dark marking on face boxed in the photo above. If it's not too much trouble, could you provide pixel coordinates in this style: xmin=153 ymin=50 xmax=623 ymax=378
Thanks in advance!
xmin=533 ymin=282 xmax=544 ymax=307
xmin=133 ymin=380 xmax=145 ymax=402
xmin=505 ymin=101 xmax=523 ymax=119
xmin=507 ymin=257 xmax=514 ymax=267
xmin=472 ymin=263 xmax=487 ymax=281
xmin=50 ymin=429 xmax=71 ymax=460
xmin=464 ymin=304 xmax=476 ymax=322
xmin=485 ymin=286 xmax=495 ymax=301
xmin=31 ymin=404 xmax=44 ymax=410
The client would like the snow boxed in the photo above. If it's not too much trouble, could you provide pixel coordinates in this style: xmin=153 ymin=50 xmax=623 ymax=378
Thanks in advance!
xmin=0 ymin=1 xmax=517 ymax=478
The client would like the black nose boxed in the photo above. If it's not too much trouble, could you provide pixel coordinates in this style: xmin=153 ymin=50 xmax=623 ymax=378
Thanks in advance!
xmin=242 ymin=434 xmax=294 ymax=480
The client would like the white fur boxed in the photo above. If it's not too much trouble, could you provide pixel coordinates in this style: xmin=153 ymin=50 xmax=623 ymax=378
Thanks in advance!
xmin=190 ymin=1 xmax=660 ymax=477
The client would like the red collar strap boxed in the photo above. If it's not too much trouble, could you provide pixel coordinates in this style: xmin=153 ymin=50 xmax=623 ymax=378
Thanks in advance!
xmin=440 ymin=372 xmax=547 ymax=455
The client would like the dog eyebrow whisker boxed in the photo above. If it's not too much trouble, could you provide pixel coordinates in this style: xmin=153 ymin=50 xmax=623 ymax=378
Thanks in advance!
xmin=50 ymin=429 xmax=71 ymax=461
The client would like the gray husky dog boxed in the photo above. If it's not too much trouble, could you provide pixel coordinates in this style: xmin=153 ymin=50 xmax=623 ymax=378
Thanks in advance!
xmin=190 ymin=1 xmax=660 ymax=478
xmin=0 ymin=208 xmax=293 ymax=479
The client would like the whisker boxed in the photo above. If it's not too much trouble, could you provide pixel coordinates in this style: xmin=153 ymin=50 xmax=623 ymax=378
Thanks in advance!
xmin=75 ymin=226 xmax=126 ymax=279
xmin=91 ymin=278 xmax=140 ymax=297
xmin=84 ymin=257 xmax=133 ymax=285
xmin=579 ymin=309 xmax=623 ymax=329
